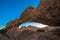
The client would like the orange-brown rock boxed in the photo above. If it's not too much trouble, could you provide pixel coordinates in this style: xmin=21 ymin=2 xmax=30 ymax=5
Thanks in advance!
xmin=19 ymin=6 xmax=34 ymax=20
xmin=0 ymin=0 xmax=60 ymax=40
xmin=6 ymin=0 xmax=60 ymax=30
xmin=19 ymin=0 xmax=60 ymax=26
xmin=36 ymin=0 xmax=60 ymax=26
xmin=6 ymin=18 xmax=20 ymax=30
xmin=0 ymin=25 xmax=60 ymax=40
xmin=6 ymin=6 xmax=35 ymax=30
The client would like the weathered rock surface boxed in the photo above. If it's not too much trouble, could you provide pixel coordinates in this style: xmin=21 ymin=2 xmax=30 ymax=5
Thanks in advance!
xmin=0 ymin=0 xmax=60 ymax=40
xmin=0 ymin=26 xmax=60 ymax=40
xmin=6 ymin=6 xmax=35 ymax=30
xmin=6 ymin=0 xmax=60 ymax=30
xmin=36 ymin=0 xmax=60 ymax=26
xmin=18 ymin=0 xmax=60 ymax=26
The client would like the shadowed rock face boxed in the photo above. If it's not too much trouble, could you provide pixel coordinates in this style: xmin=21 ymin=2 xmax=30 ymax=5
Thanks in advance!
xmin=19 ymin=0 xmax=60 ymax=26
xmin=37 ymin=0 xmax=60 ymax=26
xmin=0 ymin=0 xmax=60 ymax=40
xmin=0 ymin=26 xmax=60 ymax=40
xmin=16 ymin=30 xmax=60 ymax=40
xmin=6 ymin=0 xmax=60 ymax=30
xmin=2 ymin=0 xmax=60 ymax=40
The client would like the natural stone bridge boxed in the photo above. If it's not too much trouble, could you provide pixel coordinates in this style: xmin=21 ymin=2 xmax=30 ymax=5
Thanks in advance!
xmin=6 ymin=0 xmax=60 ymax=30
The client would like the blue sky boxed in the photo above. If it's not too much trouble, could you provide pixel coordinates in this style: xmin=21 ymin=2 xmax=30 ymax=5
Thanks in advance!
xmin=0 ymin=0 xmax=41 ymax=28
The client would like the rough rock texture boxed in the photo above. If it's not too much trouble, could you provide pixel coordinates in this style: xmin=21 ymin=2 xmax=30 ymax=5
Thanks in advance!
xmin=0 ymin=26 xmax=60 ymax=40
xmin=0 ymin=0 xmax=60 ymax=40
xmin=19 ymin=6 xmax=34 ymax=20
xmin=6 ymin=0 xmax=60 ymax=30
xmin=37 ymin=0 xmax=60 ymax=26
xmin=18 ymin=0 xmax=60 ymax=26
xmin=6 ymin=6 xmax=35 ymax=30
xmin=16 ymin=30 xmax=60 ymax=40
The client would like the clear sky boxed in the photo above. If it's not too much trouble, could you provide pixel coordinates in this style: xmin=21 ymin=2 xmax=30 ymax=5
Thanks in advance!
xmin=0 ymin=0 xmax=41 ymax=28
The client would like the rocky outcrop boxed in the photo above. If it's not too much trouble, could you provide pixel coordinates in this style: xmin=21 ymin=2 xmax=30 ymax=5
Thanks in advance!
xmin=16 ymin=30 xmax=60 ymax=40
xmin=6 ymin=27 xmax=20 ymax=39
xmin=19 ymin=6 xmax=34 ymax=20
xmin=0 ymin=26 xmax=60 ymax=40
xmin=18 ymin=0 xmax=60 ymax=26
xmin=6 ymin=19 xmax=20 ymax=29
xmin=6 ymin=6 xmax=35 ymax=30
xmin=36 ymin=0 xmax=60 ymax=26
xmin=6 ymin=0 xmax=60 ymax=30
xmin=0 ymin=0 xmax=60 ymax=40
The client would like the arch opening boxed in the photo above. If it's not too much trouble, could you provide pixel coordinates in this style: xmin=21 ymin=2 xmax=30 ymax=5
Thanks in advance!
xmin=19 ymin=22 xmax=48 ymax=28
